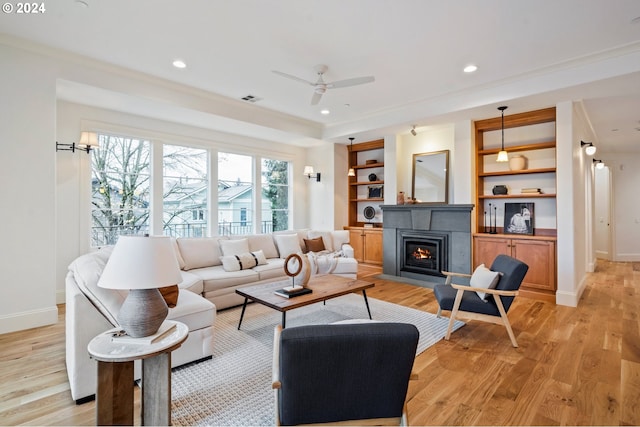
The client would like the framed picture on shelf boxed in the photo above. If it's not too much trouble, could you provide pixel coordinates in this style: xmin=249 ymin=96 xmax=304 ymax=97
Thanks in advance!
xmin=367 ymin=185 xmax=383 ymax=199
xmin=504 ymin=202 xmax=534 ymax=235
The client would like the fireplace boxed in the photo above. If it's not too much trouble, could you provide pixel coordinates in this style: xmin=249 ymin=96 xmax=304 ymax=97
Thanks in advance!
xmin=380 ymin=204 xmax=473 ymax=285
xmin=400 ymin=232 xmax=448 ymax=277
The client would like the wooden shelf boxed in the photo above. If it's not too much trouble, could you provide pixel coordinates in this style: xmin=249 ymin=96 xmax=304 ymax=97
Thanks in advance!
xmin=479 ymin=167 xmax=556 ymax=177
xmin=350 ymin=198 xmax=384 ymax=202
xmin=352 ymin=162 xmax=384 ymax=169
xmin=479 ymin=193 xmax=556 ymax=199
xmin=350 ymin=180 xmax=384 ymax=186
xmin=478 ymin=141 xmax=556 ymax=155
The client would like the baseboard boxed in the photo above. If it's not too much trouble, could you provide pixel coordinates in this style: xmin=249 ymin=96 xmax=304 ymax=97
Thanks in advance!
xmin=56 ymin=288 xmax=66 ymax=305
xmin=615 ymin=253 xmax=640 ymax=262
xmin=0 ymin=305 xmax=58 ymax=334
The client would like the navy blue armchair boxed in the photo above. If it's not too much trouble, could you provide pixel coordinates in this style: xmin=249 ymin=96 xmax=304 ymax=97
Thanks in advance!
xmin=434 ymin=254 xmax=529 ymax=347
xmin=272 ymin=322 xmax=419 ymax=425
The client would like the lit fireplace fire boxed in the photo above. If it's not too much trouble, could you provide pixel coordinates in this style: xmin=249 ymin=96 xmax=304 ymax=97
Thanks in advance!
xmin=412 ymin=247 xmax=433 ymax=260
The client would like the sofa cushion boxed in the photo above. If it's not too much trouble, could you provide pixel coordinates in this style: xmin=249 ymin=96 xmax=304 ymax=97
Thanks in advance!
xmin=307 ymin=230 xmax=335 ymax=252
xmin=247 ymin=234 xmax=279 ymax=259
xmin=177 ymin=237 xmax=228 ymax=270
xmin=220 ymin=251 xmax=267 ymax=272
xmin=68 ymin=246 xmax=124 ymax=326
xmin=253 ymin=258 xmax=286 ymax=281
xmin=178 ymin=270 xmax=204 ymax=295
xmin=219 ymin=238 xmax=250 ymax=257
xmin=166 ymin=289 xmax=216 ymax=331
xmin=159 ymin=285 xmax=179 ymax=308
xmin=470 ymin=264 xmax=501 ymax=301
xmin=190 ymin=265 xmax=260 ymax=293
xmin=171 ymin=238 xmax=186 ymax=270
xmin=332 ymin=230 xmax=350 ymax=251
xmin=274 ymin=233 xmax=302 ymax=258
xmin=304 ymin=237 xmax=326 ymax=253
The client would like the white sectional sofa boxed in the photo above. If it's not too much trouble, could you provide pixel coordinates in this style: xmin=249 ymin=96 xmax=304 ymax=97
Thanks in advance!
xmin=65 ymin=229 xmax=357 ymax=402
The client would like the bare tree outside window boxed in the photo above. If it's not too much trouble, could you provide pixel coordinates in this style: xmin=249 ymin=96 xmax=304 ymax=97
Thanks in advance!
xmin=91 ymin=135 xmax=150 ymax=246
xmin=262 ymin=158 xmax=289 ymax=232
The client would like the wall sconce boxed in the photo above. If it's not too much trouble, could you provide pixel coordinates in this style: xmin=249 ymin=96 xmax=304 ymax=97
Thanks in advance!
xmin=581 ymin=140 xmax=596 ymax=156
xmin=410 ymin=125 xmax=417 ymax=136
xmin=303 ymin=166 xmax=321 ymax=182
xmin=56 ymin=131 xmax=99 ymax=154
xmin=593 ymin=158 xmax=605 ymax=169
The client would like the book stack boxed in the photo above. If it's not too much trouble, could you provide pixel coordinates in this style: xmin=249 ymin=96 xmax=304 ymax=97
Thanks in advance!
xmin=274 ymin=286 xmax=312 ymax=299
xmin=520 ymin=187 xmax=542 ymax=194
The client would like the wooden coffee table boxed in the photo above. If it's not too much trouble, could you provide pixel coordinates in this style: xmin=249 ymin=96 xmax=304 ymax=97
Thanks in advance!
xmin=235 ymin=274 xmax=375 ymax=329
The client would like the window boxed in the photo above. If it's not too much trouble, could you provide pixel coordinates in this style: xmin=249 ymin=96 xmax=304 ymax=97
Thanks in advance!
xmin=218 ymin=152 xmax=253 ymax=235
xmin=163 ymin=145 xmax=208 ymax=238
xmin=91 ymin=134 xmax=150 ymax=246
xmin=262 ymin=158 xmax=290 ymax=232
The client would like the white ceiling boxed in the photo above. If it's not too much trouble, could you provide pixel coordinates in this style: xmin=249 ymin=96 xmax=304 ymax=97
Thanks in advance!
xmin=2 ymin=0 xmax=640 ymax=151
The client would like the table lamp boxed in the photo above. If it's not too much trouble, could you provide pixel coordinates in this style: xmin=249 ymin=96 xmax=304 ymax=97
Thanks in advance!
xmin=98 ymin=235 xmax=182 ymax=338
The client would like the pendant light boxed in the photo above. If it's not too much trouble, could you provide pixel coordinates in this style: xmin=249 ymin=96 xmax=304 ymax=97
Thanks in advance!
xmin=347 ymin=137 xmax=356 ymax=177
xmin=496 ymin=106 xmax=509 ymax=162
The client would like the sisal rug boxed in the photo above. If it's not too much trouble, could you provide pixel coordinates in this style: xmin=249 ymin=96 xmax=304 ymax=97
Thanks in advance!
xmin=170 ymin=294 xmax=464 ymax=426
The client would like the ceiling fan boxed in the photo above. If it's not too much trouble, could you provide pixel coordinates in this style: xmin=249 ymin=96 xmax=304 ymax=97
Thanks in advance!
xmin=272 ymin=64 xmax=375 ymax=105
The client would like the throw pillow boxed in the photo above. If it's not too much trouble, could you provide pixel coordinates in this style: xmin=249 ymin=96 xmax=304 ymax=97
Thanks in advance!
xmin=219 ymin=238 xmax=250 ymax=257
xmin=220 ymin=252 xmax=260 ymax=272
xmin=247 ymin=234 xmax=279 ymax=259
xmin=273 ymin=233 xmax=302 ymax=259
xmin=307 ymin=230 xmax=334 ymax=252
xmin=331 ymin=230 xmax=350 ymax=252
xmin=470 ymin=263 xmax=501 ymax=301
xmin=252 ymin=249 xmax=268 ymax=266
xmin=304 ymin=237 xmax=326 ymax=253
xmin=158 ymin=285 xmax=179 ymax=308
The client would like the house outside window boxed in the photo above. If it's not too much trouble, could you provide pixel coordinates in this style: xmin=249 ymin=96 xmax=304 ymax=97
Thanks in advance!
xmin=163 ymin=144 xmax=208 ymax=238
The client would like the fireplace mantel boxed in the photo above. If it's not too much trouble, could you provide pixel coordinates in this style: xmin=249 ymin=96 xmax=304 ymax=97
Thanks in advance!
xmin=381 ymin=204 xmax=474 ymax=286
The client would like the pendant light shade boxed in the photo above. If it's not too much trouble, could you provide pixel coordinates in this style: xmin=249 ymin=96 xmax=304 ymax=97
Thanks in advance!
xmin=496 ymin=106 xmax=509 ymax=163
xmin=347 ymin=137 xmax=356 ymax=177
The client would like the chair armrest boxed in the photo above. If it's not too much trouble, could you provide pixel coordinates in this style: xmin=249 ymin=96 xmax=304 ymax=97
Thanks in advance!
xmin=272 ymin=325 xmax=282 ymax=390
xmin=341 ymin=243 xmax=354 ymax=259
xmin=450 ymin=283 xmax=519 ymax=297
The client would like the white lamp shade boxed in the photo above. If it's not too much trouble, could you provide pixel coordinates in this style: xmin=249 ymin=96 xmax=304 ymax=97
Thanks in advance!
xmin=348 ymin=168 xmax=356 ymax=177
xmin=303 ymin=166 xmax=314 ymax=176
xmin=79 ymin=131 xmax=99 ymax=148
xmin=585 ymin=145 xmax=596 ymax=156
xmin=98 ymin=236 xmax=182 ymax=290
xmin=496 ymin=150 xmax=509 ymax=162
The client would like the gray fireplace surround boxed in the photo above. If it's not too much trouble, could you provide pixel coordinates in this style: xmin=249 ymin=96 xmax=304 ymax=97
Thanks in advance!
xmin=380 ymin=204 xmax=474 ymax=287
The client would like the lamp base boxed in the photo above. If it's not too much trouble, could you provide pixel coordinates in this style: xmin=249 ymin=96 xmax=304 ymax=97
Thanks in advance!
xmin=117 ymin=288 xmax=169 ymax=338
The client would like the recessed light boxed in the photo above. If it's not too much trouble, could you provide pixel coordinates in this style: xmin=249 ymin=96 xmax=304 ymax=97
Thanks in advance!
xmin=172 ymin=59 xmax=187 ymax=69
xmin=320 ymin=109 xmax=330 ymax=115
xmin=463 ymin=64 xmax=478 ymax=73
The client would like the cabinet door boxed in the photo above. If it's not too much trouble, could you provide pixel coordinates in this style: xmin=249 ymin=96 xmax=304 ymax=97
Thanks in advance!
xmin=511 ymin=239 xmax=556 ymax=291
xmin=473 ymin=236 xmax=510 ymax=268
xmin=363 ymin=229 xmax=383 ymax=265
xmin=348 ymin=229 xmax=364 ymax=262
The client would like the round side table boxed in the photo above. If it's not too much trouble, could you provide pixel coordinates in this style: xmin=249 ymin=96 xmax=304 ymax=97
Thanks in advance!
xmin=88 ymin=320 xmax=188 ymax=426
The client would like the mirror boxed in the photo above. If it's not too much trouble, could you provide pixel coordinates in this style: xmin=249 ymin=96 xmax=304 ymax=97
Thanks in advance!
xmin=412 ymin=150 xmax=449 ymax=203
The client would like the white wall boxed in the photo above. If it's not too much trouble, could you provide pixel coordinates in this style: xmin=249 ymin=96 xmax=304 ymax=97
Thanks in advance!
xmin=603 ymin=153 xmax=640 ymax=261
xmin=0 ymin=44 xmax=58 ymax=333
xmin=306 ymin=143 xmax=336 ymax=230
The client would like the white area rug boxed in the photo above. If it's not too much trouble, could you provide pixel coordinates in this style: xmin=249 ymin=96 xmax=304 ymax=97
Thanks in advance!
xmin=170 ymin=294 xmax=464 ymax=426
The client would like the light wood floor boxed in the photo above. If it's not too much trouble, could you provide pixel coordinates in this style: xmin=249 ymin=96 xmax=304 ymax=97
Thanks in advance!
xmin=1 ymin=260 xmax=639 ymax=425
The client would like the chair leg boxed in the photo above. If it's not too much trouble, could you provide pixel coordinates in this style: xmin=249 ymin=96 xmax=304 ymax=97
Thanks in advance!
xmin=436 ymin=307 xmax=442 ymax=318
xmin=494 ymin=296 xmax=518 ymax=347
xmin=445 ymin=289 xmax=464 ymax=340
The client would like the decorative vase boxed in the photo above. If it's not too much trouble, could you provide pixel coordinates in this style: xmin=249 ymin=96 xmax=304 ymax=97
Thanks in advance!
xmin=296 ymin=254 xmax=311 ymax=287
xmin=509 ymin=155 xmax=526 ymax=171
xmin=397 ymin=191 xmax=405 ymax=205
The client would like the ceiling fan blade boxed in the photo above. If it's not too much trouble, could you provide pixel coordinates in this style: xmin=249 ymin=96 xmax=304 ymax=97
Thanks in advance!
xmin=311 ymin=91 xmax=323 ymax=105
xmin=272 ymin=70 xmax=315 ymax=86
xmin=327 ymin=76 xmax=375 ymax=89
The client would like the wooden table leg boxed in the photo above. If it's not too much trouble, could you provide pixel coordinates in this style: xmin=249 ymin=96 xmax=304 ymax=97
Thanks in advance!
xmin=141 ymin=352 xmax=172 ymax=426
xmin=96 ymin=360 xmax=134 ymax=426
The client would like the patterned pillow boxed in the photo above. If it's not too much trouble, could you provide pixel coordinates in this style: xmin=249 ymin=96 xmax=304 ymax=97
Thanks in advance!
xmin=220 ymin=251 xmax=267 ymax=272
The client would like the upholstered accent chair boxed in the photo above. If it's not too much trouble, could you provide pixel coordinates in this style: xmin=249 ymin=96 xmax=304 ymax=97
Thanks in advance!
xmin=272 ymin=322 xmax=419 ymax=426
xmin=434 ymin=254 xmax=529 ymax=347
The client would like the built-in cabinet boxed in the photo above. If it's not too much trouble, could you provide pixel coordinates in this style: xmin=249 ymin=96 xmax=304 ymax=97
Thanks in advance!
xmin=348 ymin=227 xmax=383 ymax=265
xmin=346 ymin=139 xmax=384 ymax=265
xmin=473 ymin=107 xmax=557 ymax=301
xmin=473 ymin=234 xmax=556 ymax=301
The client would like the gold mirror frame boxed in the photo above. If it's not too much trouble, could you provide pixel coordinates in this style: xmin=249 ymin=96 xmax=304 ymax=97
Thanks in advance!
xmin=411 ymin=150 xmax=449 ymax=204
